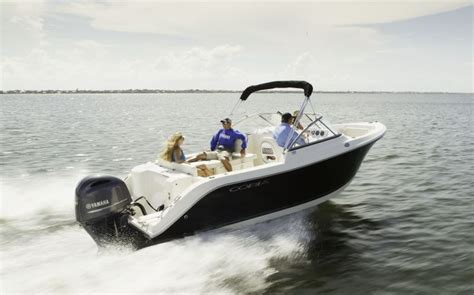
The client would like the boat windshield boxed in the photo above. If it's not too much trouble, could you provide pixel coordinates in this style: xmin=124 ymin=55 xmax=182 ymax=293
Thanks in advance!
xmin=234 ymin=112 xmax=340 ymax=151
xmin=286 ymin=114 xmax=340 ymax=151
xmin=233 ymin=112 xmax=281 ymax=131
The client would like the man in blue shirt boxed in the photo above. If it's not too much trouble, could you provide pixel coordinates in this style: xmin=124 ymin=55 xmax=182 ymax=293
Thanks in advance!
xmin=273 ymin=113 xmax=306 ymax=149
xmin=207 ymin=118 xmax=247 ymax=171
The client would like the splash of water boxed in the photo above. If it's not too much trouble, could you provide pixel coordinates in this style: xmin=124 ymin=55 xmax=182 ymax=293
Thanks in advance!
xmin=0 ymin=174 xmax=312 ymax=293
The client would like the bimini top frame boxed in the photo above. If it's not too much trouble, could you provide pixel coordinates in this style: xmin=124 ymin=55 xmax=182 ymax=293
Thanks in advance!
xmin=237 ymin=81 xmax=314 ymax=151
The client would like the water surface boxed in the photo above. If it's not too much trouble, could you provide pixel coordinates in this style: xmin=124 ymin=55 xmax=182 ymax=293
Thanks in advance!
xmin=1 ymin=93 xmax=473 ymax=293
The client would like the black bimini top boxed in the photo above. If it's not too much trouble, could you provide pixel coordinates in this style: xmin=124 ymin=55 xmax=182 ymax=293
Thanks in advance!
xmin=239 ymin=81 xmax=313 ymax=101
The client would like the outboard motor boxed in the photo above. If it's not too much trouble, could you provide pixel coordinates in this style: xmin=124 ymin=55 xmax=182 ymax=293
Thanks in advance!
xmin=75 ymin=176 xmax=134 ymax=247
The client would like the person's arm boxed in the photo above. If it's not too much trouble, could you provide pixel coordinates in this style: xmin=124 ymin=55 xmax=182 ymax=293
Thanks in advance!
xmin=297 ymin=136 xmax=306 ymax=146
xmin=237 ymin=131 xmax=247 ymax=156
xmin=289 ymin=130 xmax=306 ymax=147
xmin=234 ymin=130 xmax=248 ymax=150
xmin=210 ymin=130 xmax=221 ymax=151
xmin=295 ymin=130 xmax=306 ymax=146
xmin=228 ymin=129 xmax=246 ymax=156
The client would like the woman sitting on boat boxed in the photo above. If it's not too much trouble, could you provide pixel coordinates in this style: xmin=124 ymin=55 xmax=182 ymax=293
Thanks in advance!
xmin=160 ymin=132 xmax=213 ymax=177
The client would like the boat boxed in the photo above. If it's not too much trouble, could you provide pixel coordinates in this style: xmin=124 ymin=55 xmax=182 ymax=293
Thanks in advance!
xmin=75 ymin=81 xmax=386 ymax=249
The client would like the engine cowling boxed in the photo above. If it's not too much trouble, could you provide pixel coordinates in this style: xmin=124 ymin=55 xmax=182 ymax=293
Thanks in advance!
xmin=75 ymin=176 xmax=132 ymax=224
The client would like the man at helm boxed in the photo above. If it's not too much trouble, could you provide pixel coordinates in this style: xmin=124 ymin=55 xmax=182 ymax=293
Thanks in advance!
xmin=273 ymin=112 xmax=306 ymax=149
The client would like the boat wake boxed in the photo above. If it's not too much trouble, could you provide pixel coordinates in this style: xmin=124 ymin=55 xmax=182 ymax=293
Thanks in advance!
xmin=1 ymin=174 xmax=313 ymax=293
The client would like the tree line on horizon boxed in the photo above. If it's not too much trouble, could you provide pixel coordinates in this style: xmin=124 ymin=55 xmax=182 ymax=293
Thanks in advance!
xmin=0 ymin=89 xmax=467 ymax=94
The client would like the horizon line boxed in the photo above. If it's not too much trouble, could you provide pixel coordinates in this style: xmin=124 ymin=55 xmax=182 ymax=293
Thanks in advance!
xmin=0 ymin=89 xmax=472 ymax=95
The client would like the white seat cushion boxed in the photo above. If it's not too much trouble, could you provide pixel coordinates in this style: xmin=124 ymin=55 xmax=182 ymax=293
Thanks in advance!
xmin=156 ymin=159 xmax=198 ymax=176
xmin=188 ymin=159 xmax=222 ymax=169
xmin=187 ymin=153 xmax=256 ymax=173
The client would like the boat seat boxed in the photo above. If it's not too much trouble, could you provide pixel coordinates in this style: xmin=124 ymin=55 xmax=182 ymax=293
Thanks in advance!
xmin=156 ymin=159 xmax=198 ymax=176
xmin=258 ymin=137 xmax=284 ymax=163
xmin=187 ymin=153 xmax=257 ymax=174
xmin=183 ymin=138 xmax=256 ymax=175
xmin=247 ymin=132 xmax=284 ymax=165
xmin=129 ymin=162 xmax=196 ymax=208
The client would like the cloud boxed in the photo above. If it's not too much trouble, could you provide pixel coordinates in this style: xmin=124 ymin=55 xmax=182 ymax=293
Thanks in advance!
xmin=1 ymin=1 xmax=48 ymax=56
xmin=1 ymin=1 xmax=472 ymax=92
xmin=1 ymin=44 xmax=246 ymax=90
xmin=284 ymin=53 xmax=317 ymax=78
xmin=56 ymin=1 xmax=470 ymax=35
xmin=152 ymin=45 xmax=243 ymax=78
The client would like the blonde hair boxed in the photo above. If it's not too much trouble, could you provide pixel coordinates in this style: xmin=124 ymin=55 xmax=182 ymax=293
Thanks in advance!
xmin=159 ymin=132 xmax=184 ymax=161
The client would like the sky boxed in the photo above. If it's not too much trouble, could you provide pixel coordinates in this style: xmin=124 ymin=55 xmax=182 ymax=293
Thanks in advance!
xmin=1 ymin=0 xmax=472 ymax=92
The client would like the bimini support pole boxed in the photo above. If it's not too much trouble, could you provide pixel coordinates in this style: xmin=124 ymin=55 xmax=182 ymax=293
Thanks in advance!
xmin=283 ymin=95 xmax=310 ymax=151
xmin=229 ymin=99 xmax=242 ymax=116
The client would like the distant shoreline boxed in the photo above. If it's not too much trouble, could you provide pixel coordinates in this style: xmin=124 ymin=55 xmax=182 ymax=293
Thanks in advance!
xmin=0 ymin=89 xmax=471 ymax=95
